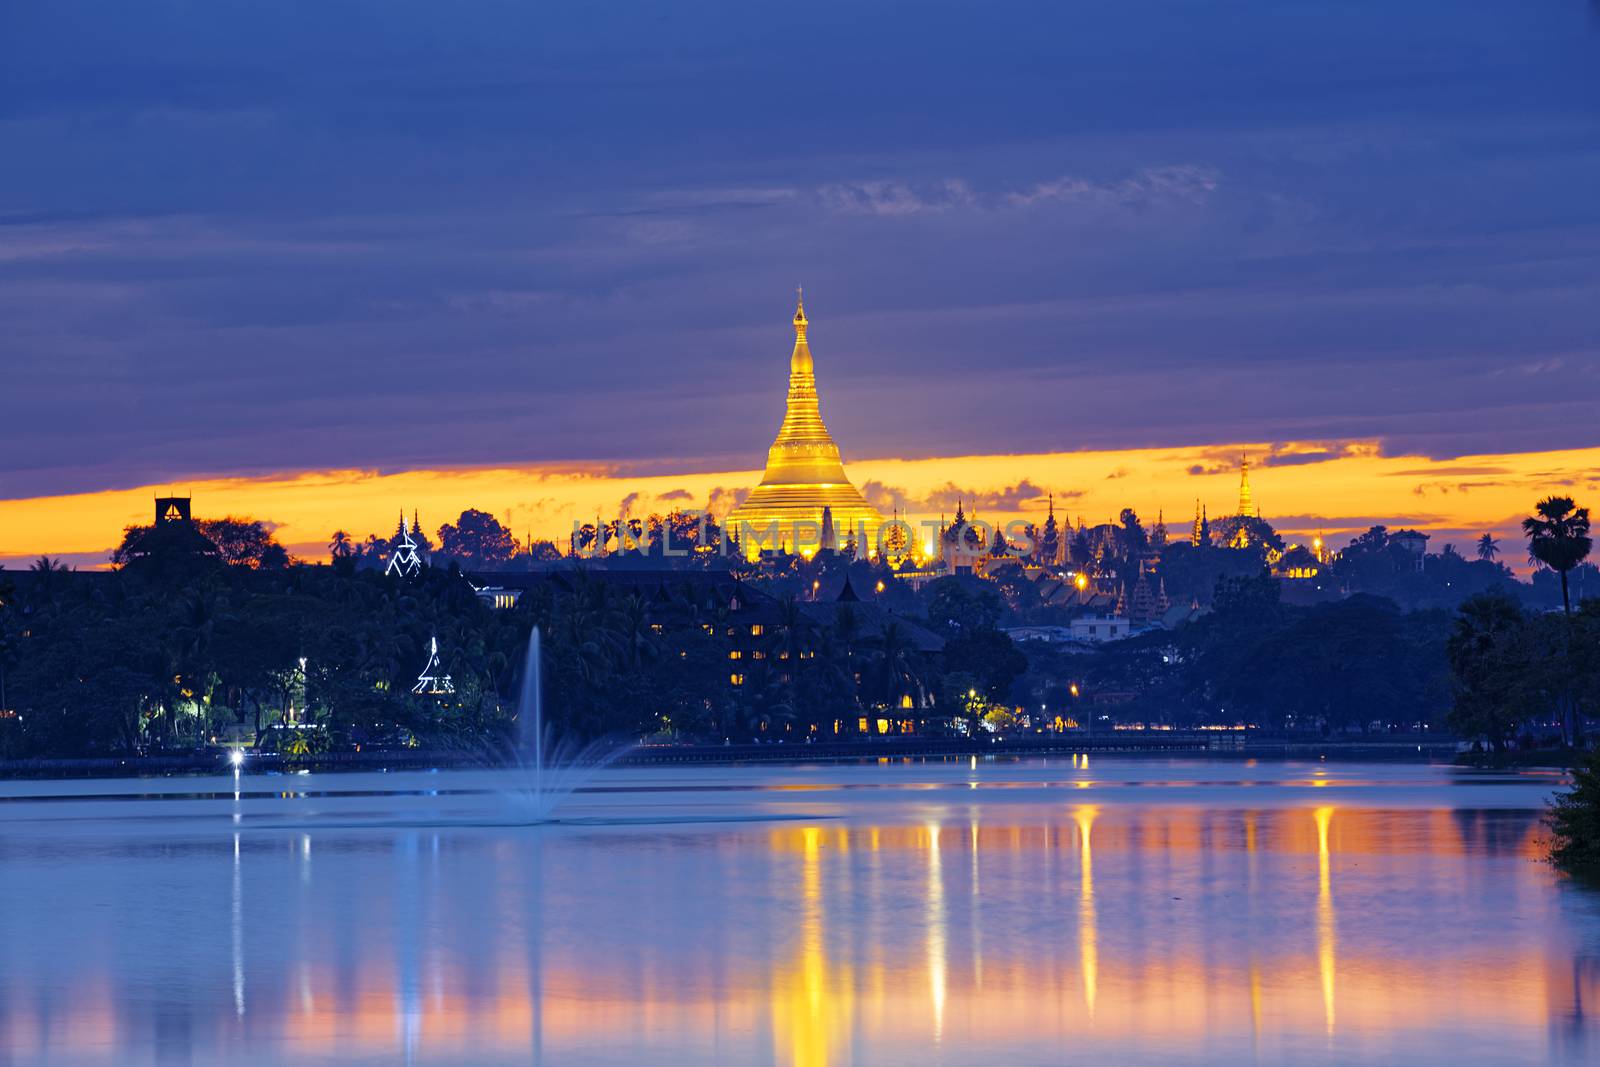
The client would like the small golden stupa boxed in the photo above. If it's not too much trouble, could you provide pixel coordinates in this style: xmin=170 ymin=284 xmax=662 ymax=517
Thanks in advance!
xmin=727 ymin=293 xmax=884 ymax=556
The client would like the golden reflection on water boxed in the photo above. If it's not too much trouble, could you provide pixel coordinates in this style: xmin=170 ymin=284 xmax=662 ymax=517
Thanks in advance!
xmin=1314 ymin=806 xmax=1337 ymax=1037
xmin=1075 ymin=806 xmax=1099 ymax=1019
xmin=1 ymin=804 xmax=1593 ymax=1066
xmin=926 ymin=822 xmax=947 ymax=1040
xmin=770 ymin=826 xmax=853 ymax=1067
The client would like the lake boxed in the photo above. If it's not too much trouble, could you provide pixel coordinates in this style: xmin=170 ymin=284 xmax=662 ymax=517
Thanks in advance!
xmin=0 ymin=758 xmax=1594 ymax=1066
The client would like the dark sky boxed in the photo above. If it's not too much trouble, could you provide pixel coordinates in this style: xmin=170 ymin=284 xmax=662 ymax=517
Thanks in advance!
xmin=3 ymin=1 xmax=1598 ymax=500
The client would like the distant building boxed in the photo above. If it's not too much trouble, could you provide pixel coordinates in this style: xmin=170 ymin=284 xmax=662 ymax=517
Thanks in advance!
xmin=154 ymin=496 xmax=192 ymax=526
xmin=1273 ymin=544 xmax=1324 ymax=580
xmin=939 ymin=501 xmax=987 ymax=576
xmin=1002 ymin=625 xmax=1079 ymax=644
xmin=1070 ymin=614 xmax=1132 ymax=643
xmin=1126 ymin=561 xmax=1170 ymax=624
xmin=1390 ymin=529 xmax=1429 ymax=571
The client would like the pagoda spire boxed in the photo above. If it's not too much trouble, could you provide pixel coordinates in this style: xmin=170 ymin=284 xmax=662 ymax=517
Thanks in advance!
xmin=727 ymin=292 xmax=883 ymax=557
xmin=1238 ymin=454 xmax=1253 ymax=516
xmin=411 ymin=635 xmax=455 ymax=696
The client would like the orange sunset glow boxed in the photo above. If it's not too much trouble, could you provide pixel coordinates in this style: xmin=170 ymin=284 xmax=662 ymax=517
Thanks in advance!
xmin=3 ymin=440 xmax=1596 ymax=570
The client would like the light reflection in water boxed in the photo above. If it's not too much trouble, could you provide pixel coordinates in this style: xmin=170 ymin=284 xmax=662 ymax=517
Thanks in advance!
xmin=1315 ymin=805 xmax=1337 ymax=1038
xmin=231 ymin=830 xmax=244 ymax=1019
xmin=1075 ymin=806 xmax=1099 ymax=1018
xmin=770 ymin=826 xmax=852 ymax=1067
xmin=969 ymin=818 xmax=983 ymax=989
xmin=927 ymin=821 xmax=947 ymax=1040
xmin=0 ymin=775 xmax=1594 ymax=1067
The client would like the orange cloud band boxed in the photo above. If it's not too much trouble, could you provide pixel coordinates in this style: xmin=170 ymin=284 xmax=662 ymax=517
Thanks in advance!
xmin=2 ymin=440 xmax=1595 ymax=570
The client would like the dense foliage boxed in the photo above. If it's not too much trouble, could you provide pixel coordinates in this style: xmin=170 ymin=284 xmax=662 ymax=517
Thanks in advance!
xmin=1013 ymin=575 xmax=1454 ymax=733
xmin=1446 ymin=595 xmax=1600 ymax=750
xmin=2 ymin=494 xmax=1595 ymax=764
xmin=0 ymin=556 xmax=525 ymax=759
xmin=0 ymin=549 xmax=953 ymax=757
xmin=1549 ymin=748 xmax=1600 ymax=879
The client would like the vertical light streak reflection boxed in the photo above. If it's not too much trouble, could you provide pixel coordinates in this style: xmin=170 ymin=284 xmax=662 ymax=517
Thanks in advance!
xmin=231 ymin=831 xmax=245 ymax=1018
xmin=1074 ymin=806 xmax=1098 ymax=1018
xmin=1314 ymin=806 xmax=1337 ymax=1037
xmin=1249 ymin=961 xmax=1263 ymax=1040
xmin=398 ymin=833 xmax=422 ymax=1065
xmin=527 ymin=829 xmax=547 ymax=1067
xmin=802 ymin=828 xmax=825 ymax=1038
xmin=771 ymin=825 xmax=851 ymax=1067
xmin=1246 ymin=812 xmax=1261 ymax=1042
xmin=969 ymin=819 xmax=983 ymax=988
xmin=927 ymin=822 xmax=947 ymax=1039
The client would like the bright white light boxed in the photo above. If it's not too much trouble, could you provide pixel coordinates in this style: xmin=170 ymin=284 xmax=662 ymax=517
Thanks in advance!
xmin=229 ymin=749 xmax=245 ymax=768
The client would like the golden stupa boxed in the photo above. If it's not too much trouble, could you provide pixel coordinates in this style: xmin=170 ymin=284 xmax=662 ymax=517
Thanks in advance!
xmin=727 ymin=294 xmax=884 ymax=557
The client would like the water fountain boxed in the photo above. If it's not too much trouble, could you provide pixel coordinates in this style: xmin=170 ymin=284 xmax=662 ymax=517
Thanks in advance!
xmin=503 ymin=625 xmax=630 ymax=823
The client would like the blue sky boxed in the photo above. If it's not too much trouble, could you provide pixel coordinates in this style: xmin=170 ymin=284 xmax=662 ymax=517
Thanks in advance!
xmin=2 ymin=0 xmax=1598 ymax=499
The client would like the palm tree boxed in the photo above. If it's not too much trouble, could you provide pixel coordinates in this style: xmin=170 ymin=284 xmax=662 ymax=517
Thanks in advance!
xmin=871 ymin=620 xmax=925 ymax=717
xmin=1523 ymin=496 xmax=1592 ymax=613
xmin=1476 ymin=533 xmax=1499 ymax=562
xmin=329 ymin=530 xmax=354 ymax=560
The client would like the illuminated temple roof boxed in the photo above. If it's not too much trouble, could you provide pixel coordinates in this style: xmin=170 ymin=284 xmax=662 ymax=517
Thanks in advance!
xmin=727 ymin=294 xmax=884 ymax=556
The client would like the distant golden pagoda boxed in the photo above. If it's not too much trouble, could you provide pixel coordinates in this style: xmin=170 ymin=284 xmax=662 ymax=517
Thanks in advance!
xmin=727 ymin=293 xmax=884 ymax=557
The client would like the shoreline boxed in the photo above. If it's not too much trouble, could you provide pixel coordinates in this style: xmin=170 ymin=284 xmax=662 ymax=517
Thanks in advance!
xmin=0 ymin=735 xmax=1469 ymax=780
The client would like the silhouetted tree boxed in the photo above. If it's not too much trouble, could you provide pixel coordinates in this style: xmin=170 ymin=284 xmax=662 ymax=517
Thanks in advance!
xmin=1523 ymin=496 xmax=1592 ymax=614
xmin=1446 ymin=592 xmax=1526 ymax=751
xmin=437 ymin=509 xmax=517 ymax=569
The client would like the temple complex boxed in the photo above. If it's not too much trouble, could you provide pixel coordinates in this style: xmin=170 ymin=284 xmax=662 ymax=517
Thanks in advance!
xmin=727 ymin=294 xmax=884 ymax=557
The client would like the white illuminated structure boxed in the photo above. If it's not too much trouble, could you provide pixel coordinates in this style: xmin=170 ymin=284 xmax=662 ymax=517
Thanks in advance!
xmin=386 ymin=523 xmax=424 ymax=579
xmin=411 ymin=636 xmax=455 ymax=696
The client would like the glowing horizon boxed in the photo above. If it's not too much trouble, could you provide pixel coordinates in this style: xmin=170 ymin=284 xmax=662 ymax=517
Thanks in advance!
xmin=2 ymin=438 xmax=1595 ymax=573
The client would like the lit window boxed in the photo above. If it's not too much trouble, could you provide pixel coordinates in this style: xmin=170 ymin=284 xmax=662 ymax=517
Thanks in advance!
xmin=730 ymin=673 xmax=744 ymax=686
xmin=750 ymin=624 xmax=765 ymax=636
xmin=729 ymin=651 xmax=742 ymax=660
xmin=858 ymin=717 xmax=869 ymax=733
xmin=752 ymin=651 xmax=765 ymax=660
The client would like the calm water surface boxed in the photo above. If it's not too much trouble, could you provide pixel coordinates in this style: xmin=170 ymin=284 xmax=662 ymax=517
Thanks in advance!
xmin=0 ymin=758 xmax=1595 ymax=1066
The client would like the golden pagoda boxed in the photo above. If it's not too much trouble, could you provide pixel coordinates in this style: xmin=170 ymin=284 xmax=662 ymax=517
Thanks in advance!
xmin=727 ymin=293 xmax=884 ymax=557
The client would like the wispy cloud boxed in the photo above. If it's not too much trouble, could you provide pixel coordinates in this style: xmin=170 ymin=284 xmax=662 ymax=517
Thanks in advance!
xmin=862 ymin=478 xmax=1069 ymax=515
xmin=1005 ymin=165 xmax=1220 ymax=209
xmin=813 ymin=166 xmax=1218 ymax=218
